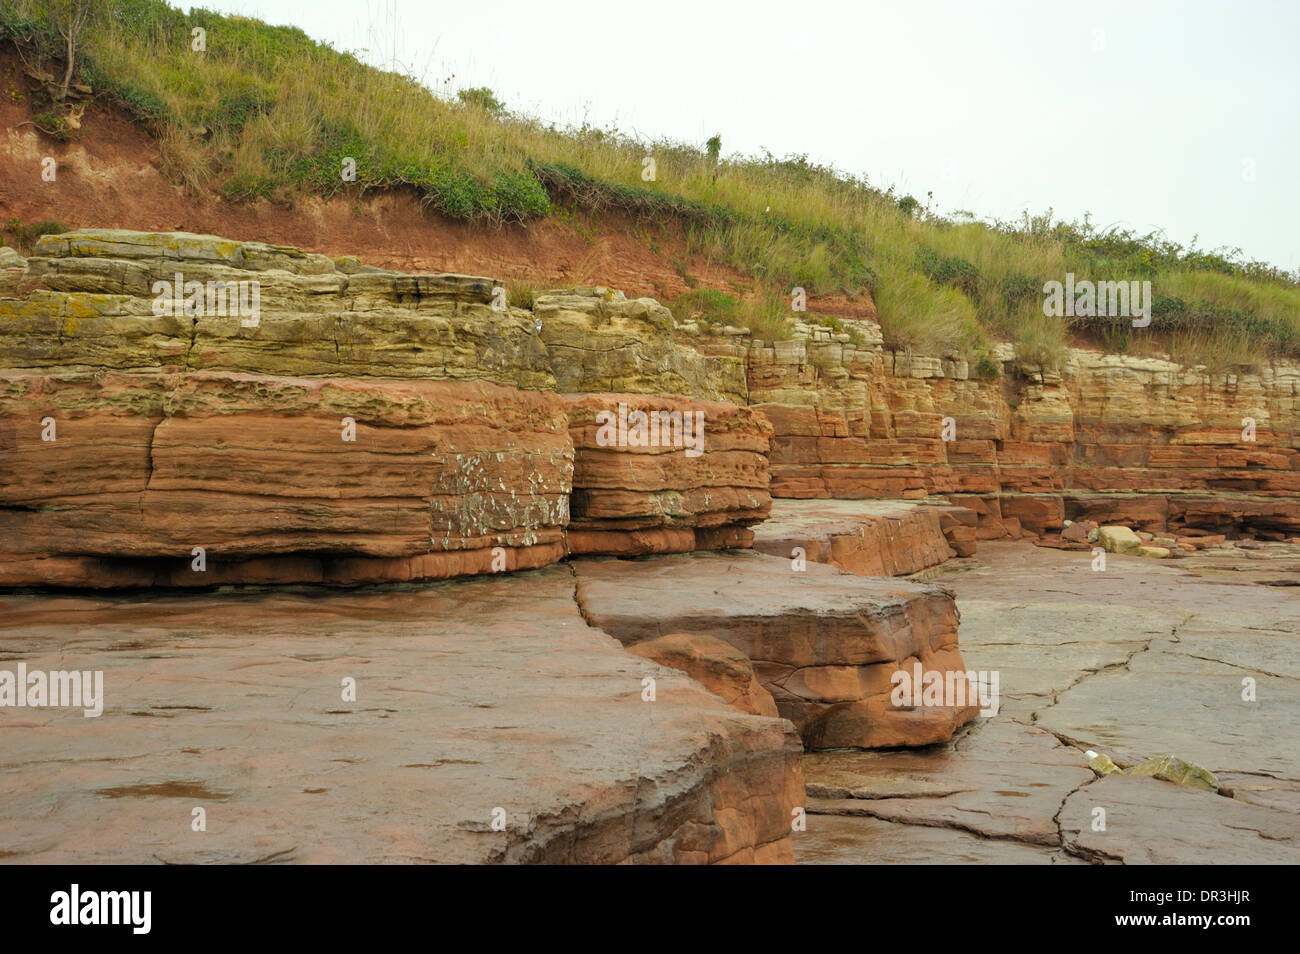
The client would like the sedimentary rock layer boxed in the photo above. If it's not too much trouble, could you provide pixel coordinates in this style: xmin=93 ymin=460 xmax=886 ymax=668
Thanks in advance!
xmin=10 ymin=231 xmax=744 ymax=399
xmin=574 ymin=551 xmax=979 ymax=749
xmin=563 ymin=392 xmax=772 ymax=555
xmin=0 ymin=231 xmax=770 ymax=587
xmin=536 ymin=290 xmax=745 ymax=402
xmin=738 ymin=336 xmax=1300 ymax=538
xmin=0 ymin=370 xmax=572 ymax=587
xmin=751 ymin=499 xmax=972 ymax=577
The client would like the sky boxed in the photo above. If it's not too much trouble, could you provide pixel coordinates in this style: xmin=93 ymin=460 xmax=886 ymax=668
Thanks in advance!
xmin=196 ymin=0 xmax=1299 ymax=273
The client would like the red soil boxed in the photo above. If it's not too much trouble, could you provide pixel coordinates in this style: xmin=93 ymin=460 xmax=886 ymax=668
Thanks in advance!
xmin=0 ymin=54 xmax=877 ymax=321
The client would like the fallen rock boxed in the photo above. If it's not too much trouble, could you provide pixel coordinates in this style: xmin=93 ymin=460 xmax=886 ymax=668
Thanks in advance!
xmin=1061 ymin=519 xmax=1097 ymax=543
xmin=1127 ymin=754 xmax=1218 ymax=792
xmin=1137 ymin=545 xmax=1171 ymax=559
xmin=1086 ymin=750 xmax=1124 ymax=776
xmin=1098 ymin=525 xmax=1143 ymax=554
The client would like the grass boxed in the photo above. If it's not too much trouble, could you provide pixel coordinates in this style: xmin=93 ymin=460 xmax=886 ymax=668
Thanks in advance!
xmin=4 ymin=0 xmax=1300 ymax=368
xmin=671 ymin=288 xmax=793 ymax=342
xmin=2 ymin=216 xmax=67 ymax=253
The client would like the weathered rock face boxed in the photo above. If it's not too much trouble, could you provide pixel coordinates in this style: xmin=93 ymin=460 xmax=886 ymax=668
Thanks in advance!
xmin=10 ymin=231 xmax=555 ymax=388
xmin=535 ymin=290 xmax=745 ymax=402
xmin=738 ymin=333 xmax=1300 ymax=540
xmin=0 ymin=231 xmax=769 ymax=587
xmin=9 ymin=226 xmax=1294 ymax=589
xmin=0 ymin=371 xmax=571 ymax=587
xmin=563 ymin=393 xmax=772 ymax=556
xmin=0 ymin=569 xmax=804 ymax=864
xmin=574 ymin=551 xmax=979 ymax=749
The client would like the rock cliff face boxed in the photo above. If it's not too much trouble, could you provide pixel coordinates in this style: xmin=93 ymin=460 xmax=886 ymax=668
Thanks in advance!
xmin=727 ymin=331 xmax=1300 ymax=540
xmin=0 ymin=231 xmax=766 ymax=587
xmin=7 ymin=227 xmax=1293 ymax=864
xmin=3 ymin=229 xmax=1286 ymax=696
xmin=9 ymin=228 xmax=1292 ymax=582
xmin=0 ymin=371 xmax=572 ymax=586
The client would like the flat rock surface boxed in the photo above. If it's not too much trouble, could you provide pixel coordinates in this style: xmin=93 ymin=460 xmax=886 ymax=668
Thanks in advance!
xmin=1060 ymin=775 xmax=1300 ymax=865
xmin=0 ymin=568 xmax=800 ymax=864
xmin=798 ymin=541 xmax=1300 ymax=864
xmin=805 ymin=720 xmax=1092 ymax=846
xmin=798 ymin=813 xmax=1084 ymax=864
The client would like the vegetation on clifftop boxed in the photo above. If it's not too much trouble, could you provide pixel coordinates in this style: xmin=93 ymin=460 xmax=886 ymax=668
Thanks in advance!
xmin=4 ymin=0 xmax=1300 ymax=371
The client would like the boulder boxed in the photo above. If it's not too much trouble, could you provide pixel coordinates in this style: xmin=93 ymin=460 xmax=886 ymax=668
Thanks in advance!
xmin=1061 ymin=519 xmax=1097 ymax=543
xmin=1098 ymin=525 xmax=1143 ymax=554
xmin=1128 ymin=755 xmax=1218 ymax=792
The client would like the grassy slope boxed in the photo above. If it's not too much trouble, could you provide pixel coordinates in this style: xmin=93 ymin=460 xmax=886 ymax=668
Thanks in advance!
xmin=5 ymin=0 xmax=1300 ymax=372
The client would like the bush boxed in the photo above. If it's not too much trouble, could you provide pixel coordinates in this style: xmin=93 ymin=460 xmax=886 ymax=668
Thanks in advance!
xmin=457 ymin=87 xmax=505 ymax=114
xmin=916 ymin=246 xmax=981 ymax=297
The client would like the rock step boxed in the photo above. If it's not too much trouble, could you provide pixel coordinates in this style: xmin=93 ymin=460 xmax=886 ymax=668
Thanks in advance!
xmin=573 ymin=550 xmax=979 ymax=749
xmin=750 ymin=499 xmax=972 ymax=577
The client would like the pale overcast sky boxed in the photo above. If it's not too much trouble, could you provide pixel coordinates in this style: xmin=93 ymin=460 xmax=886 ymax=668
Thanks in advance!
xmin=195 ymin=0 xmax=1299 ymax=273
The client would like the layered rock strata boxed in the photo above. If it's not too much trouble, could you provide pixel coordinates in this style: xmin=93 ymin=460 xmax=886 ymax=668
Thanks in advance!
xmin=0 ymin=231 xmax=764 ymax=587
xmin=563 ymin=393 xmax=772 ymax=556
xmin=731 ymin=335 xmax=1300 ymax=539
xmin=751 ymin=499 xmax=974 ymax=577
xmin=0 ymin=371 xmax=571 ymax=587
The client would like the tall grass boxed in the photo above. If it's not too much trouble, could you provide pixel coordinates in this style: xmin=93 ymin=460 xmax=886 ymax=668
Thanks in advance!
xmin=4 ymin=0 xmax=1299 ymax=368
